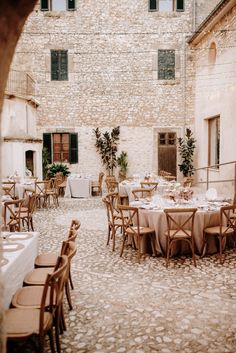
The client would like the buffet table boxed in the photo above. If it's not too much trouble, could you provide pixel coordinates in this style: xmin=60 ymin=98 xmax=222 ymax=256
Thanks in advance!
xmin=65 ymin=175 xmax=91 ymax=198
xmin=1 ymin=231 xmax=39 ymax=308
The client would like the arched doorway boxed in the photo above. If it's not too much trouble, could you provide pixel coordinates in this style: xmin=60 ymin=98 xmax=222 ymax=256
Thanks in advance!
xmin=25 ymin=150 xmax=35 ymax=176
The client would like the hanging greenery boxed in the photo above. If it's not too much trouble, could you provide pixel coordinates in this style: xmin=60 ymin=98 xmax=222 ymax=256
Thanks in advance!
xmin=93 ymin=126 xmax=120 ymax=176
xmin=178 ymin=128 xmax=196 ymax=177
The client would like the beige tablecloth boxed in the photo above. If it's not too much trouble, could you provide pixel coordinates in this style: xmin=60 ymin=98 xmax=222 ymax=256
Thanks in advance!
xmin=137 ymin=208 xmax=221 ymax=256
xmin=1 ymin=231 xmax=39 ymax=308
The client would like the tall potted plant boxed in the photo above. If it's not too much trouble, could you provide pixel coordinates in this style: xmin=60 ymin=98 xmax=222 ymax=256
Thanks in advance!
xmin=93 ymin=126 xmax=120 ymax=176
xmin=117 ymin=151 xmax=128 ymax=181
xmin=178 ymin=128 xmax=196 ymax=181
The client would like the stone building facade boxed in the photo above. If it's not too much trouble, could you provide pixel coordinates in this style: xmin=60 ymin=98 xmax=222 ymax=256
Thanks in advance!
xmin=9 ymin=0 xmax=223 ymax=180
xmin=189 ymin=0 xmax=236 ymax=197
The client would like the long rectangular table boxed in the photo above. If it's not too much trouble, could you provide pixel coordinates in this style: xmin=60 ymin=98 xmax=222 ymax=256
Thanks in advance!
xmin=1 ymin=232 xmax=39 ymax=308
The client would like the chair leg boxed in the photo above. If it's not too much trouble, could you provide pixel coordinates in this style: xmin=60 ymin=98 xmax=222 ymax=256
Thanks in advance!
xmin=190 ymin=239 xmax=196 ymax=267
xmin=200 ymin=232 xmax=207 ymax=258
xmin=65 ymin=281 xmax=73 ymax=310
xmin=48 ymin=327 xmax=56 ymax=353
xmin=69 ymin=269 xmax=74 ymax=290
xmin=107 ymin=225 xmax=111 ymax=245
xmin=166 ymin=238 xmax=170 ymax=268
xmin=219 ymin=235 xmax=224 ymax=264
xmin=112 ymin=227 xmax=116 ymax=252
xmin=120 ymin=234 xmax=127 ymax=257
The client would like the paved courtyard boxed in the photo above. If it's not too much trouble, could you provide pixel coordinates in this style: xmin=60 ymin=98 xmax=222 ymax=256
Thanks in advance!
xmin=30 ymin=198 xmax=236 ymax=352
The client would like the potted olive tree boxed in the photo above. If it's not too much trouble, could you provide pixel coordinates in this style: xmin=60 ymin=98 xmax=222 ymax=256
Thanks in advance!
xmin=178 ymin=128 xmax=196 ymax=185
xmin=93 ymin=126 xmax=120 ymax=177
xmin=117 ymin=151 xmax=128 ymax=181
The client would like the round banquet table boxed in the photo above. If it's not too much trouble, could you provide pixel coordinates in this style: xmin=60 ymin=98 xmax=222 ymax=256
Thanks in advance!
xmin=130 ymin=198 xmax=228 ymax=257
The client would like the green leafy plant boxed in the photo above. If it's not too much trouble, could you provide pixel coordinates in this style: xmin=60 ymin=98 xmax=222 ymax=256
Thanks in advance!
xmin=178 ymin=128 xmax=196 ymax=177
xmin=42 ymin=147 xmax=50 ymax=179
xmin=47 ymin=163 xmax=70 ymax=178
xmin=93 ymin=126 xmax=120 ymax=176
xmin=117 ymin=151 xmax=128 ymax=180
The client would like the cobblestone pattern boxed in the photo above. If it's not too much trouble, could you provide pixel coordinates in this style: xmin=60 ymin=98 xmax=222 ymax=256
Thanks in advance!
xmin=27 ymin=198 xmax=236 ymax=353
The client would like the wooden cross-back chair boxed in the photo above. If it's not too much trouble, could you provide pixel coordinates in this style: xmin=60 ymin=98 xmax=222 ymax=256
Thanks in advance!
xmin=164 ymin=208 xmax=198 ymax=268
xmin=2 ymin=181 xmax=16 ymax=199
xmin=45 ymin=178 xmax=59 ymax=208
xmin=6 ymin=255 xmax=68 ymax=353
xmin=202 ymin=205 xmax=236 ymax=264
xmin=140 ymin=181 xmax=159 ymax=193
xmin=19 ymin=193 xmax=37 ymax=231
xmin=132 ymin=188 xmax=152 ymax=200
xmin=35 ymin=180 xmax=48 ymax=208
xmin=91 ymin=172 xmax=104 ymax=196
xmin=106 ymin=180 xmax=119 ymax=193
xmin=3 ymin=199 xmax=24 ymax=232
xmin=118 ymin=204 xmax=156 ymax=263
xmin=102 ymin=193 xmax=123 ymax=251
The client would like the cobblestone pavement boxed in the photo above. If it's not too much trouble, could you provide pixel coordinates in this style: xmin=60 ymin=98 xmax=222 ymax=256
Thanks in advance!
xmin=31 ymin=198 xmax=236 ymax=353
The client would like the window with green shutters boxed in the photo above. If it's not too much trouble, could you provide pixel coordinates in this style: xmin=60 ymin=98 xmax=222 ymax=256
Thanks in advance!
xmin=158 ymin=50 xmax=175 ymax=80
xmin=148 ymin=0 xmax=184 ymax=12
xmin=40 ymin=0 xmax=76 ymax=11
xmin=43 ymin=133 xmax=78 ymax=164
xmin=51 ymin=50 xmax=68 ymax=81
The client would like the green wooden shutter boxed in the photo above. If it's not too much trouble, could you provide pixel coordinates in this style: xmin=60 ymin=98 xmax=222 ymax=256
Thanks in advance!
xmin=69 ymin=133 xmax=78 ymax=164
xmin=51 ymin=50 xmax=59 ymax=81
xmin=67 ymin=0 xmax=76 ymax=10
xmin=41 ymin=0 xmax=49 ymax=10
xmin=149 ymin=0 xmax=157 ymax=10
xmin=60 ymin=51 xmax=68 ymax=80
xmin=43 ymin=133 xmax=52 ymax=164
xmin=176 ymin=0 xmax=184 ymax=11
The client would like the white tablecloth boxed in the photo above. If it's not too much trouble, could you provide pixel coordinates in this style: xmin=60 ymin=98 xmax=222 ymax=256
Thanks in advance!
xmin=1 ymin=231 xmax=39 ymax=308
xmin=16 ymin=182 xmax=35 ymax=198
xmin=65 ymin=177 xmax=91 ymax=198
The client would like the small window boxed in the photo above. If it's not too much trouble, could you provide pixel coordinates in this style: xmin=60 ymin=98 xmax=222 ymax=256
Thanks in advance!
xmin=43 ymin=133 xmax=78 ymax=164
xmin=158 ymin=49 xmax=175 ymax=80
xmin=208 ymin=117 xmax=220 ymax=168
xmin=51 ymin=50 xmax=68 ymax=81
xmin=149 ymin=0 xmax=184 ymax=12
xmin=159 ymin=132 xmax=176 ymax=145
xmin=41 ymin=0 xmax=76 ymax=11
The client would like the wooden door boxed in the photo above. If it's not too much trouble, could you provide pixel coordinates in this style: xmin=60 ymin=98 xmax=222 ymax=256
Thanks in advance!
xmin=158 ymin=132 xmax=177 ymax=176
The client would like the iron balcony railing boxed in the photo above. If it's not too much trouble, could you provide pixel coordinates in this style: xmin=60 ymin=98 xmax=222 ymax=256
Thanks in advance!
xmin=193 ymin=161 xmax=236 ymax=193
xmin=5 ymin=69 xmax=35 ymax=97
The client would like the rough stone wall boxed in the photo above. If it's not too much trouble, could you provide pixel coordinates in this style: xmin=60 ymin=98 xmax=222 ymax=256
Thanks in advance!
xmin=195 ymin=0 xmax=222 ymax=28
xmin=9 ymin=0 xmax=216 ymax=177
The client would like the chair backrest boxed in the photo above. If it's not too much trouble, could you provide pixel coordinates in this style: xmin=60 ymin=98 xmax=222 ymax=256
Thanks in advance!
xmin=103 ymin=192 xmax=120 ymax=225
xmin=118 ymin=204 xmax=140 ymax=235
xmin=70 ymin=219 xmax=81 ymax=231
xmin=27 ymin=194 xmax=37 ymax=213
xmin=132 ymin=188 xmax=152 ymax=200
xmin=39 ymin=255 xmax=68 ymax=333
xmin=106 ymin=180 xmax=119 ymax=193
xmin=140 ymin=181 xmax=159 ymax=192
xmin=3 ymin=199 xmax=24 ymax=231
xmin=35 ymin=181 xmax=47 ymax=195
xmin=2 ymin=181 xmax=16 ymax=199
xmin=67 ymin=229 xmax=78 ymax=242
xmin=164 ymin=208 xmax=197 ymax=238
xmin=220 ymin=205 xmax=236 ymax=234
